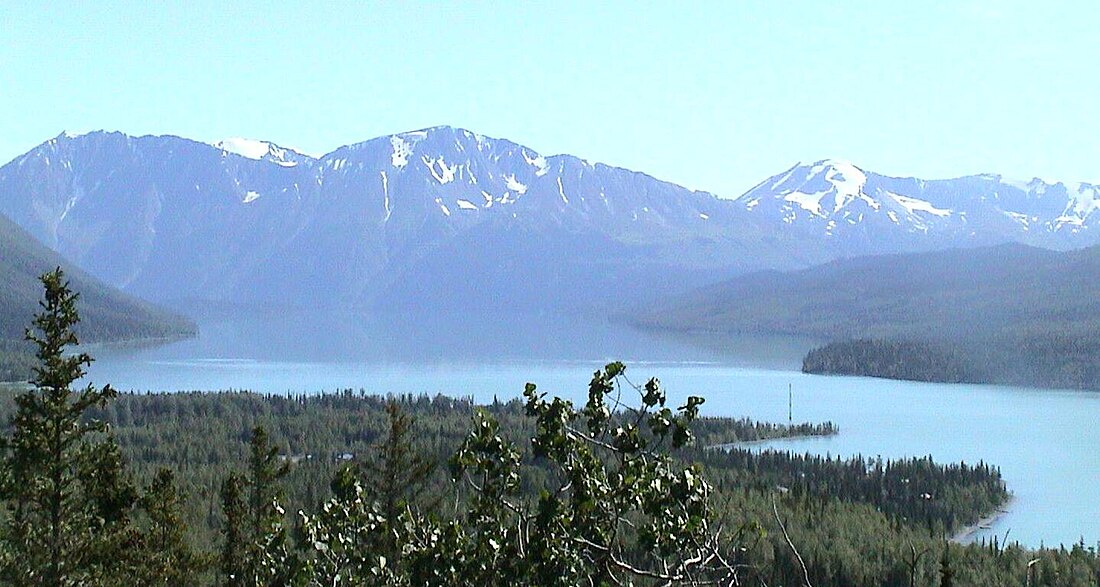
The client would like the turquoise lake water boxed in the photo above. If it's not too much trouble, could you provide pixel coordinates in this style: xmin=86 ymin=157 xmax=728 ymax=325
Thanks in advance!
xmin=84 ymin=313 xmax=1099 ymax=548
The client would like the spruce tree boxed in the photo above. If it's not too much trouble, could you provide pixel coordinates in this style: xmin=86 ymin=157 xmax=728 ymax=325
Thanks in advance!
xmin=939 ymin=541 xmax=955 ymax=587
xmin=136 ymin=469 xmax=206 ymax=585
xmin=0 ymin=268 xmax=137 ymax=585
xmin=361 ymin=400 xmax=437 ymax=560
xmin=219 ymin=426 xmax=293 ymax=586
xmin=219 ymin=474 xmax=249 ymax=586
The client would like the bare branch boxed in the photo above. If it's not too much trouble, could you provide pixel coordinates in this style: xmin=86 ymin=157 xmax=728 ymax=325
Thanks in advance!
xmin=773 ymin=497 xmax=813 ymax=587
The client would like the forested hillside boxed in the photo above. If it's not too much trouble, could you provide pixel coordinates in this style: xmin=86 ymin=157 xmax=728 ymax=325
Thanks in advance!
xmin=5 ymin=384 xmax=1095 ymax=586
xmin=0 ymin=213 xmax=195 ymax=380
xmin=1 ymin=386 xmax=1047 ymax=586
xmin=0 ymin=270 xmax=1094 ymax=585
xmin=640 ymin=243 xmax=1100 ymax=389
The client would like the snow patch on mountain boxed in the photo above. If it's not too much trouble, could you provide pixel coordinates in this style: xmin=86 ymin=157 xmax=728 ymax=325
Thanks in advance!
xmin=423 ymin=155 xmax=457 ymax=184
xmin=1005 ymin=211 xmax=1031 ymax=230
xmin=214 ymin=138 xmax=312 ymax=167
xmin=784 ymin=191 xmax=828 ymax=216
xmin=391 ymin=136 xmax=413 ymax=168
xmin=216 ymin=138 xmax=272 ymax=160
xmin=435 ymin=197 xmax=450 ymax=216
xmin=890 ymin=193 xmax=952 ymax=217
xmin=772 ymin=160 xmax=879 ymax=217
xmin=522 ymin=149 xmax=549 ymax=177
xmin=380 ymin=171 xmax=392 ymax=222
xmin=1000 ymin=177 xmax=1038 ymax=192
xmin=1063 ymin=184 xmax=1100 ymax=218
xmin=821 ymin=160 xmax=869 ymax=211
xmin=557 ymin=177 xmax=568 ymax=204
xmin=504 ymin=174 xmax=527 ymax=195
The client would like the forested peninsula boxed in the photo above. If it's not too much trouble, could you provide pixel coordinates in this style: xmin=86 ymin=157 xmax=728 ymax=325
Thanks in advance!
xmin=801 ymin=339 xmax=981 ymax=383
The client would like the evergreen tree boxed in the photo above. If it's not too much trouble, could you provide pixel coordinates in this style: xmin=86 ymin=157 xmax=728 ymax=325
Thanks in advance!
xmin=0 ymin=268 xmax=137 ymax=586
xmin=361 ymin=400 xmax=437 ymax=560
xmin=219 ymin=474 xmax=248 ymax=586
xmin=938 ymin=541 xmax=955 ymax=587
xmin=136 ymin=469 xmax=206 ymax=585
xmin=219 ymin=426 xmax=294 ymax=586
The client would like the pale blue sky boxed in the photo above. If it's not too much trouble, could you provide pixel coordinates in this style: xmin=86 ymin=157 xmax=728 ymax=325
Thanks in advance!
xmin=1 ymin=1 xmax=1097 ymax=196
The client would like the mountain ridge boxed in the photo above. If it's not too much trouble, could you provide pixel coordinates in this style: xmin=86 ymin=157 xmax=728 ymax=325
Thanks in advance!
xmin=3 ymin=127 xmax=1099 ymax=315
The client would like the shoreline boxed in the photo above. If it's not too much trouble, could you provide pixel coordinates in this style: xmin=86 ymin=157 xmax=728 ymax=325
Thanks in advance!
xmin=707 ymin=432 xmax=839 ymax=450
xmin=80 ymin=332 xmax=195 ymax=352
xmin=950 ymin=497 xmax=1014 ymax=544
xmin=1 ymin=332 xmax=193 ymax=387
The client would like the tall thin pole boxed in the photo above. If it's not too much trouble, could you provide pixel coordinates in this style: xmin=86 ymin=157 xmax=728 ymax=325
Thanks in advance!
xmin=788 ymin=383 xmax=792 ymax=426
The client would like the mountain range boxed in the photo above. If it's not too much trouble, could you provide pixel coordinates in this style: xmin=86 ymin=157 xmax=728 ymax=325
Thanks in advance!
xmin=738 ymin=160 xmax=1100 ymax=252
xmin=1 ymin=127 xmax=1098 ymax=314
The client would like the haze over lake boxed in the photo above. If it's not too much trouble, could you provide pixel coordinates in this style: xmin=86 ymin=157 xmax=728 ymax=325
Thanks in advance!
xmin=84 ymin=312 xmax=1100 ymax=549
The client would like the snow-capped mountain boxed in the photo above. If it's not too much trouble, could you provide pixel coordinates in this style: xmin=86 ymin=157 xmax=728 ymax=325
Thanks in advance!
xmin=0 ymin=128 xmax=1097 ymax=313
xmin=737 ymin=159 xmax=1100 ymax=252
xmin=0 ymin=128 xmax=755 ymax=311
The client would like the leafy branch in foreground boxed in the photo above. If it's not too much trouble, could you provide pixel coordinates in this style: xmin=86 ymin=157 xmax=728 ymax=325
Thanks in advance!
xmin=280 ymin=363 xmax=749 ymax=585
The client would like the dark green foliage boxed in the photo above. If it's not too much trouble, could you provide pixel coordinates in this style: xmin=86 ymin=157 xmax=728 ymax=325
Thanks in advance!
xmin=939 ymin=541 xmax=955 ymax=587
xmin=219 ymin=475 xmax=248 ymax=585
xmin=0 ymin=382 xmax=1094 ymax=585
xmin=358 ymin=401 xmax=437 ymax=561
xmin=802 ymin=339 xmax=979 ymax=383
xmin=292 ymin=364 xmax=739 ymax=585
xmin=0 ymin=269 xmax=203 ymax=585
xmin=698 ymin=449 xmax=1008 ymax=538
xmin=134 ymin=469 xmax=207 ymax=585
xmin=0 ymin=268 xmax=138 ymax=585
xmin=219 ymin=426 xmax=294 ymax=586
xmin=691 ymin=415 xmax=838 ymax=445
xmin=0 ymin=340 xmax=35 ymax=383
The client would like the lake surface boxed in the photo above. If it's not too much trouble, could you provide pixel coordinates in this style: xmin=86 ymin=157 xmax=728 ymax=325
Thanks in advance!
xmin=84 ymin=312 xmax=1099 ymax=548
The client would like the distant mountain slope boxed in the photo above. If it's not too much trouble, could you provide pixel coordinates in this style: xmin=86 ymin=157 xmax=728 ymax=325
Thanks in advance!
xmin=639 ymin=243 xmax=1100 ymax=389
xmin=638 ymin=243 xmax=1099 ymax=339
xmin=2 ymin=129 xmax=1099 ymax=315
xmin=0 ymin=212 xmax=195 ymax=380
